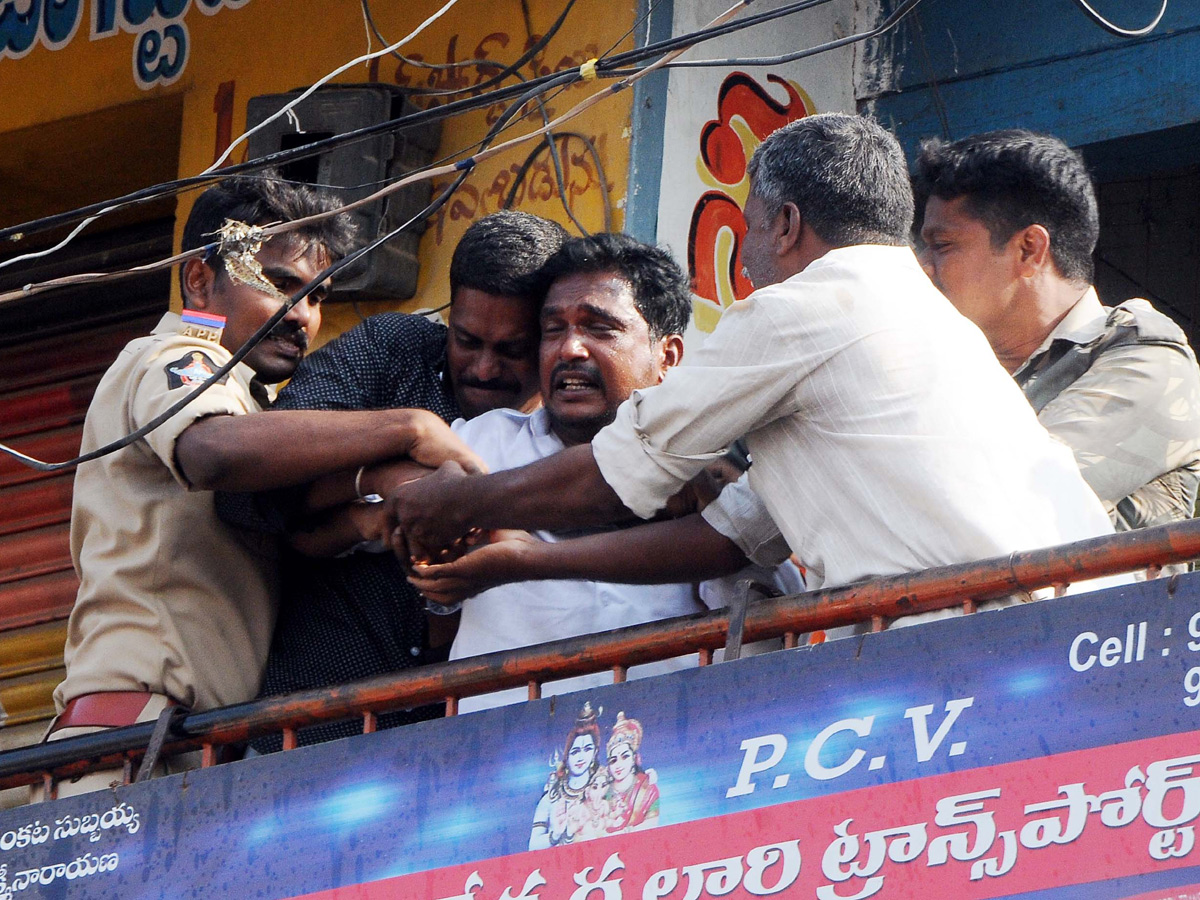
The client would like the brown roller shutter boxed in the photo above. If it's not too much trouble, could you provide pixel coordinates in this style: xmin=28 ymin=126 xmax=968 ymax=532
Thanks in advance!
xmin=0 ymin=222 xmax=171 ymax=731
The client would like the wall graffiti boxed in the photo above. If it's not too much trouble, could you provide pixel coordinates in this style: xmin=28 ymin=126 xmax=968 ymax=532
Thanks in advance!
xmin=390 ymin=32 xmax=601 ymax=102
xmin=427 ymin=132 xmax=610 ymax=245
xmin=389 ymin=33 xmax=611 ymax=245
xmin=687 ymin=72 xmax=811 ymax=331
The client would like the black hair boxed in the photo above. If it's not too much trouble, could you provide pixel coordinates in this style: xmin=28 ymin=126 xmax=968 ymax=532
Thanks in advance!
xmin=747 ymin=113 xmax=913 ymax=246
xmin=540 ymin=232 xmax=692 ymax=340
xmin=180 ymin=173 xmax=358 ymax=298
xmin=913 ymin=130 xmax=1099 ymax=283
xmin=449 ymin=210 xmax=569 ymax=301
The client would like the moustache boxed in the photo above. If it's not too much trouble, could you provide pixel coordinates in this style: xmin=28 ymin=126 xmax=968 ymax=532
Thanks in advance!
xmin=550 ymin=361 xmax=604 ymax=392
xmin=268 ymin=322 xmax=309 ymax=350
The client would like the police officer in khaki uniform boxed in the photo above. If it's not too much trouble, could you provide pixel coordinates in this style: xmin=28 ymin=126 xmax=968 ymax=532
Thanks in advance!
xmin=47 ymin=177 xmax=481 ymax=798
xmin=915 ymin=130 xmax=1200 ymax=544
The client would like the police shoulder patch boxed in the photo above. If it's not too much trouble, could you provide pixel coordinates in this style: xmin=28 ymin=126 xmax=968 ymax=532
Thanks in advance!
xmin=165 ymin=351 xmax=227 ymax=389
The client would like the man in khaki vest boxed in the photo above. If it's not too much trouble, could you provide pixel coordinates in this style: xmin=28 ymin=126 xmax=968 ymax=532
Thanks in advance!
xmin=47 ymin=176 xmax=479 ymax=798
xmin=915 ymin=129 xmax=1200 ymax=537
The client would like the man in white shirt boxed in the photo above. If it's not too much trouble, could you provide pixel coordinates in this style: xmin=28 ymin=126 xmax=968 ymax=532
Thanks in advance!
xmin=914 ymin=129 xmax=1200 ymax=537
xmin=292 ymin=233 xmax=788 ymax=716
xmin=437 ymin=232 xmax=711 ymax=711
xmin=392 ymin=114 xmax=1116 ymax=616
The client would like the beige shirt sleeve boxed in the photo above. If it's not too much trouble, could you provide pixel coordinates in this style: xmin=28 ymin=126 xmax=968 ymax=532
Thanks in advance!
xmin=132 ymin=342 xmax=260 ymax=488
xmin=701 ymin=474 xmax=792 ymax=568
xmin=1037 ymin=340 xmax=1200 ymax=505
xmin=591 ymin=294 xmax=809 ymax=519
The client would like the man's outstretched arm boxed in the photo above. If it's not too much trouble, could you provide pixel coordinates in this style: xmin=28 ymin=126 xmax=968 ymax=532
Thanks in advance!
xmin=390 ymin=292 xmax=810 ymax=556
xmin=389 ymin=444 xmax=632 ymax=560
xmin=407 ymin=514 xmax=749 ymax=605
xmin=176 ymin=407 xmax=484 ymax=492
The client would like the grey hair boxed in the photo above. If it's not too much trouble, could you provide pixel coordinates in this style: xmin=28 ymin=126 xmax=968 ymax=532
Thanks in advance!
xmin=747 ymin=113 xmax=914 ymax=246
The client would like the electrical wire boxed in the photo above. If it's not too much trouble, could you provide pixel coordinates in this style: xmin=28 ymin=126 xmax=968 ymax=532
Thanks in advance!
xmin=0 ymin=76 xmax=574 ymax=304
xmin=206 ymin=0 xmax=461 ymax=173
xmin=1095 ymin=252 xmax=1194 ymax=326
xmin=505 ymin=134 xmax=577 ymax=227
xmin=648 ymin=0 xmax=922 ymax=68
xmin=597 ymin=0 xmax=666 ymax=63
xmin=567 ymin=131 xmax=611 ymax=231
xmin=911 ymin=6 xmax=952 ymax=140
xmin=0 ymin=0 xmax=465 ymax=274
xmin=598 ymin=0 xmax=834 ymax=69
xmin=331 ymin=0 xmax=590 ymax=231
xmin=362 ymin=0 xmax=581 ymax=97
xmin=0 ymin=0 xmax=931 ymax=297
xmin=0 ymin=179 xmax=463 ymax=473
xmin=527 ymin=97 xmax=591 ymax=234
xmin=501 ymin=0 xmax=592 ymax=234
xmin=405 ymin=58 xmax=594 ymax=234
xmin=1 ymin=55 xmax=629 ymax=304
xmin=0 ymin=0 xmax=936 ymax=469
xmin=1070 ymin=0 xmax=1167 ymax=38
xmin=0 ymin=60 xmax=558 ymax=470
xmin=0 ymin=54 xmax=617 ymax=304
xmin=2 ymin=0 xmax=934 ymax=301
xmin=503 ymin=132 xmax=612 ymax=232
xmin=178 ymin=72 xmax=584 ymax=205
xmin=0 ymin=0 xmax=941 ymax=306
xmin=359 ymin=0 xmax=373 ymax=56
xmin=0 ymin=69 xmax=564 ymax=250
xmin=0 ymin=70 xmax=582 ymax=306
xmin=0 ymin=0 xmax=843 ymax=250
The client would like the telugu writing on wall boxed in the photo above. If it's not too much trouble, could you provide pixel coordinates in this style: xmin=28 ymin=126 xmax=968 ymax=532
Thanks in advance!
xmin=0 ymin=0 xmax=251 ymax=89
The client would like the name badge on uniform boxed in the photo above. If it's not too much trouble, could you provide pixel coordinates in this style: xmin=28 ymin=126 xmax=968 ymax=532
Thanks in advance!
xmin=180 ymin=310 xmax=226 ymax=344
xmin=165 ymin=351 xmax=226 ymax=389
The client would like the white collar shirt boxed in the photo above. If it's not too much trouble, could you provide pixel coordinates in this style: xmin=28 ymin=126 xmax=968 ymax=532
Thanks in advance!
xmin=450 ymin=408 xmax=704 ymax=712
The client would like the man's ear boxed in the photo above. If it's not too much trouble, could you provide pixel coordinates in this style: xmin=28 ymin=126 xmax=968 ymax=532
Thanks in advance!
xmin=656 ymin=333 xmax=685 ymax=377
xmin=1014 ymin=224 xmax=1053 ymax=276
xmin=181 ymin=257 xmax=216 ymax=309
xmin=775 ymin=201 xmax=804 ymax=256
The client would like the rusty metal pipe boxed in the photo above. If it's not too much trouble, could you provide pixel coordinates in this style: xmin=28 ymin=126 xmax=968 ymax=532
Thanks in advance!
xmin=4 ymin=518 xmax=1200 ymax=791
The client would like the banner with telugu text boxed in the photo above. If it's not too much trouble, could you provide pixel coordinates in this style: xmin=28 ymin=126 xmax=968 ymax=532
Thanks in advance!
xmin=1 ymin=575 xmax=1199 ymax=898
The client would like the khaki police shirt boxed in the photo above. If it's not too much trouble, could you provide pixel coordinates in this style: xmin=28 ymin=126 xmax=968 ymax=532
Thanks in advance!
xmin=56 ymin=312 xmax=279 ymax=713
xmin=1015 ymin=290 xmax=1200 ymax=530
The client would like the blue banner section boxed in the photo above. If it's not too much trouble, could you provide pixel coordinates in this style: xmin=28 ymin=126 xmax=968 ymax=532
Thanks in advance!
xmin=0 ymin=575 xmax=1198 ymax=898
xmin=1014 ymin=870 xmax=1200 ymax=900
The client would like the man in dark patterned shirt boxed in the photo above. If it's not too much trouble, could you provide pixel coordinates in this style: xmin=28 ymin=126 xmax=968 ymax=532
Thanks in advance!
xmin=217 ymin=210 xmax=567 ymax=749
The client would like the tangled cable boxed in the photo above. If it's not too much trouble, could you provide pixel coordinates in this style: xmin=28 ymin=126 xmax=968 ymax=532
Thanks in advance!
xmin=0 ymin=51 xmax=565 ymax=471
xmin=0 ymin=0 xmax=949 ymax=470
xmin=0 ymin=0 xmax=854 ymax=257
xmin=1070 ymin=0 xmax=1167 ymax=38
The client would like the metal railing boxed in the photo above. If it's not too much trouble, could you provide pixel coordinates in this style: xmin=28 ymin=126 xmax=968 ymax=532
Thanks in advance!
xmin=4 ymin=517 xmax=1200 ymax=794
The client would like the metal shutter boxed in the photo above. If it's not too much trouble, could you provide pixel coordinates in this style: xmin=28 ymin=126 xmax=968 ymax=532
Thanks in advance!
xmin=0 ymin=222 xmax=171 ymax=733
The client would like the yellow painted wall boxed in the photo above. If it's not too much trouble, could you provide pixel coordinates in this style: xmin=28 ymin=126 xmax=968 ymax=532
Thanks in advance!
xmin=0 ymin=0 xmax=637 ymax=342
